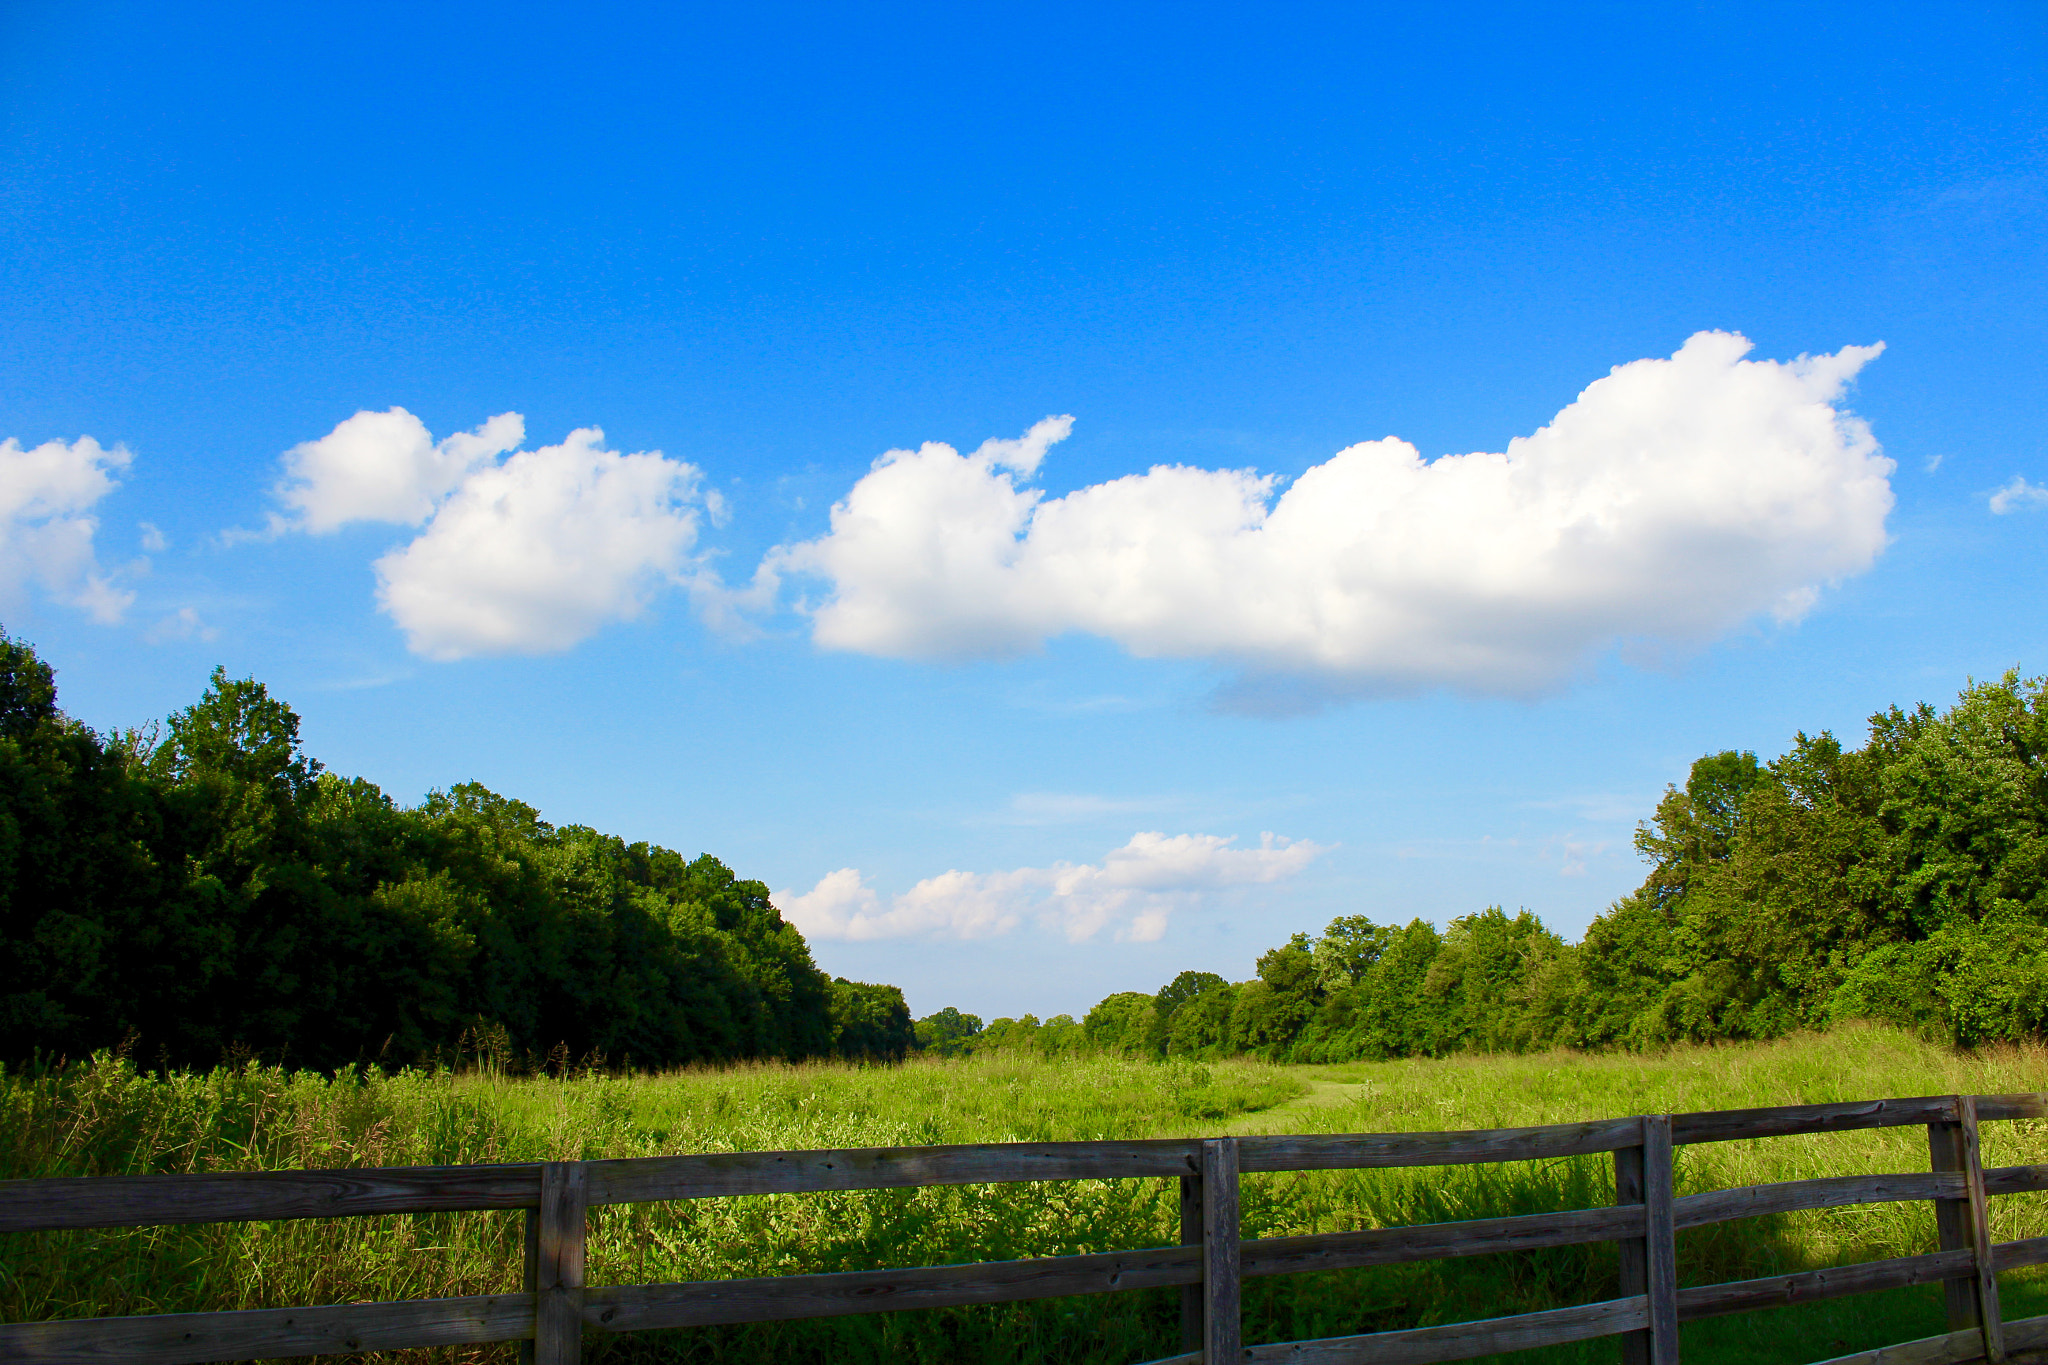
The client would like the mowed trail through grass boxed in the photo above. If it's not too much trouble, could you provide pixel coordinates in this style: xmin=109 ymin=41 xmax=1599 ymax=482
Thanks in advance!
xmin=7 ymin=1027 xmax=2048 ymax=1365
xmin=1219 ymin=1070 xmax=1366 ymax=1133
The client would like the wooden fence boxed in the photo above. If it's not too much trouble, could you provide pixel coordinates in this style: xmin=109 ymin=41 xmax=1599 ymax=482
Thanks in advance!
xmin=4 ymin=1094 xmax=2048 ymax=1365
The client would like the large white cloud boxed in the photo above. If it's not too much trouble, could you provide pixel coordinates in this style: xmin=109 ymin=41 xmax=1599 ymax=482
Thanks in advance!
xmin=276 ymin=408 xmax=524 ymax=533
xmin=375 ymin=428 xmax=704 ymax=660
xmin=267 ymin=410 xmax=706 ymax=660
xmin=0 ymin=436 xmax=134 ymax=623
xmin=765 ymin=332 xmax=1894 ymax=699
xmin=777 ymin=831 xmax=1327 ymax=944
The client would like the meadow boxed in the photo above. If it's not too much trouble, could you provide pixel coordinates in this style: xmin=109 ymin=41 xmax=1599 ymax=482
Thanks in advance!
xmin=7 ymin=1026 xmax=2048 ymax=1365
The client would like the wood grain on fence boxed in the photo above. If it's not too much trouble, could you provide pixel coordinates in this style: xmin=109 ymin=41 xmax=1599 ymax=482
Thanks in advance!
xmin=8 ymin=1092 xmax=2048 ymax=1365
xmin=1235 ymin=1117 xmax=1643 ymax=1171
xmin=533 ymin=1162 xmax=586 ymax=1365
xmin=1812 ymin=1312 xmax=2048 ymax=1365
xmin=1958 ymin=1097 xmax=2005 ymax=1362
xmin=0 ymin=1295 xmax=533 ymax=1365
xmin=1675 ymin=1172 xmax=1956 ymax=1226
xmin=1146 ymin=1294 xmax=1652 ymax=1365
xmin=1674 ymin=1248 xmax=1976 ymax=1320
xmin=1643 ymin=1115 xmax=1680 ymax=1365
xmin=1984 ymin=1163 xmax=2048 ymax=1196
xmin=1200 ymin=1138 xmax=1242 ymax=1364
xmin=1933 ymin=1110 xmax=1984 ymax=1337
xmin=1178 ymin=1169 xmax=1204 ymax=1351
xmin=1243 ymin=1203 xmax=1642 ymax=1273
xmin=585 ymin=1139 xmax=1199 ymax=1203
xmin=1615 ymin=1139 xmax=1650 ymax=1365
xmin=1672 ymin=1096 xmax=1965 ymax=1145
xmin=584 ymin=1245 xmax=1203 ymax=1331
xmin=1993 ymin=1234 xmax=2048 ymax=1271
xmin=0 ymin=1164 xmax=541 ymax=1234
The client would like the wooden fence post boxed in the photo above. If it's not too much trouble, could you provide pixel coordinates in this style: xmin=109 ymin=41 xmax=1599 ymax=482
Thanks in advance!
xmin=519 ymin=1204 xmax=541 ymax=1365
xmin=1644 ymin=1114 xmax=1679 ymax=1365
xmin=1931 ymin=1104 xmax=1981 ymax=1334
xmin=1960 ymin=1097 xmax=2006 ymax=1363
xmin=1614 ymin=1139 xmax=1650 ymax=1365
xmin=1180 ymin=1170 xmax=1204 ymax=1352
xmin=1200 ymin=1138 xmax=1241 ymax=1363
xmin=1932 ymin=1095 xmax=2007 ymax=1360
xmin=535 ymin=1161 xmax=588 ymax=1365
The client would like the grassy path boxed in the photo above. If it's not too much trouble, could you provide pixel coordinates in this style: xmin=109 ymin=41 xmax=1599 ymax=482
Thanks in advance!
xmin=1218 ymin=1066 xmax=1367 ymax=1134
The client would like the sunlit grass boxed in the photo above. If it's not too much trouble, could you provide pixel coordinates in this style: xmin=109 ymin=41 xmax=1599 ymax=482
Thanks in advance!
xmin=6 ymin=1027 xmax=2048 ymax=1364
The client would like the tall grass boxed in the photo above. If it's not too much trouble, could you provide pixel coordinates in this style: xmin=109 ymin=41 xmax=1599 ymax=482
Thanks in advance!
xmin=5 ymin=1027 xmax=2048 ymax=1365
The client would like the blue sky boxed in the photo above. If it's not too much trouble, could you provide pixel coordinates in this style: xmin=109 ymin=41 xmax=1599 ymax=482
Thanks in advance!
xmin=3 ymin=0 xmax=2045 ymax=1019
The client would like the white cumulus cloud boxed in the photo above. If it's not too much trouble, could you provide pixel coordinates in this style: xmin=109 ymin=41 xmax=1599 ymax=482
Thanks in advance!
xmin=266 ymin=409 xmax=708 ymax=660
xmin=764 ymin=332 xmax=1893 ymax=700
xmin=276 ymin=408 xmax=524 ymax=533
xmin=1990 ymin=476 xmax=2048 ymax=515
xmin=777 ymin=831 xmax=1327 ymax=944
xmin=0 ymin=436 xmax=135 ymax=623
xmin=375 ymin=428 xmax=704 ymax=660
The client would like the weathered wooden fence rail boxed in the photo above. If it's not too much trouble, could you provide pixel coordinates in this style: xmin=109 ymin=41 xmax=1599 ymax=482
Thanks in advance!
xmin=4 ymin=1094 xmax=2047 ymax=1365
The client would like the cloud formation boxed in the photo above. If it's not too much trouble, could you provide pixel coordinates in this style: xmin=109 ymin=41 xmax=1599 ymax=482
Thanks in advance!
xmin=766 ymin=332 xmax=1893 ymax=699
xmin=1990 ymin=476 xmax=2048 ymax=515
xmin=0 ymin=436 xmax=135 ymax=623
xmin=777 ymin=831 xmax=1327 ymax=944
xmin=271 ymin=411 xmax=706 ymax=659
xmin=277 ymin=408 xmax=524 ymax=533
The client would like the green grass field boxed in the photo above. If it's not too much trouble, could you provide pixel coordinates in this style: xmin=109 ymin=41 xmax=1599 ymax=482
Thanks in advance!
xmin=6 ymin=1026 xmax=2048 ymax=1365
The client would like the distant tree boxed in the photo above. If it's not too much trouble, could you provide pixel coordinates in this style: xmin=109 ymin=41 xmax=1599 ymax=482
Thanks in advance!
xmin=830 ymin=979 xmax=914 ymax=1060
xmin=913 ymin=1006 xmax=983 ymax=1056
xmin=1350 ymin=919 xmax=1443 ymax=1058
xmin=1038 ymin=1013 xmax=1085 ymax=1056
xmin=1230 ymin=935 xmax=1318 ymax=1056
xmin=1149 ymin=970 xmax=1226 ymax=1054
xmin=974 ymin=1015 xmax=1045 ymax=1054
xmin=1082 ymin=992 xmax=1154 ymax=1056
xmin=1165 ymin=984 xmax=1237 ymax=1056
xmin=1313 ymin=915 xmax=1392 ymax=991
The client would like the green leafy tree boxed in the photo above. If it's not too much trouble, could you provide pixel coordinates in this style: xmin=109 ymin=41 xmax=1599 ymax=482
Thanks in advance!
xmin=0 ymin=638 xmax=854 ymax=1072
xmin=830 ymin=979 xmax=914 ymax=1060
xmin=1165 ymin=983 xmax=1237 ymax=1056
xmin=1082 ymin=992 xmax=1153 ymax=1055
xmin=913 ymin=1006 xmax=983 ymax=1056
xmin=1149 ymin=970 xmax=1226 ymax=1054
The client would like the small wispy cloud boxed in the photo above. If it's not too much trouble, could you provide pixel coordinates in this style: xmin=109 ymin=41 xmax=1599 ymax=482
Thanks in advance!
xmin=971 ymin=792 xmax=1193 ymax=827
xmin=1520 ymin=792 xmax=1657 ymax=824
xmin=143 ymin=607 xmax=219 ymax=644
xmin=777 ymin=830 xmax=1329 ymax=944
xmin=1542 ymin=834 xmax=1612 ymax=877
xmin=1990 ymin=476 xmax=2048 ymax=515
xmin=308 ymin=669 xmax=416 ymax=692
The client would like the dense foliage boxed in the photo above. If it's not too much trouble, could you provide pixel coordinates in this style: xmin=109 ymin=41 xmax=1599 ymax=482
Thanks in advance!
xmin=932 ymin=672 xmax=2048 ymax=1061
xmin=0 ymin=631 xmax=912 ymax=1070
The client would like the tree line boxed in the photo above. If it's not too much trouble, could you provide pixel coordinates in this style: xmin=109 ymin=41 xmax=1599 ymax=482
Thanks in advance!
xmin=919 ymin=672 xmax=2048 ymax=1061
xmin=0 ymin=631 xmax=914 ymax=1071
xmin=14 ymin=625 xmax=2039 ymax=1075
